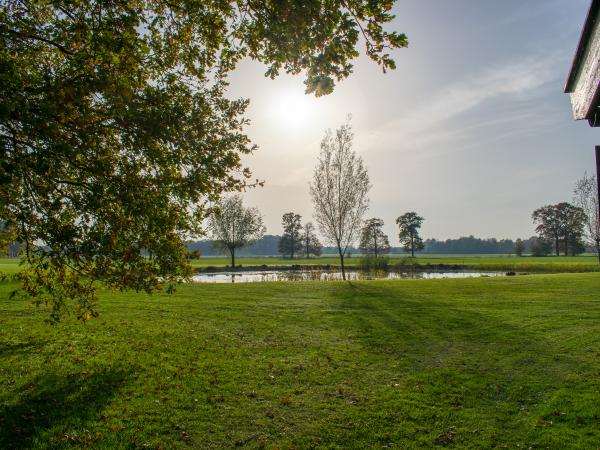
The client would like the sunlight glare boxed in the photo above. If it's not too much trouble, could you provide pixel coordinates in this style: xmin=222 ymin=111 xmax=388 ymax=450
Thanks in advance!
xmin=270 ymin=90 xmax=313 ymax=130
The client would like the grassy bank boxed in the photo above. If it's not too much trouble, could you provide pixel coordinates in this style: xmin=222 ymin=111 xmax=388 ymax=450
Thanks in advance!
xmin=1 ymin=273 xmax=599 ymax=448
xmin=1 ymin=255 xmax=597 ymax=274
xmin=189 ymin=255 xmax=600 ymax=273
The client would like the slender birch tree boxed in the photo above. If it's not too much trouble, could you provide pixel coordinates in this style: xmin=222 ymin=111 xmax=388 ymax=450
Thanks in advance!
xmin=573 ymin=173 xmax=600 ymax=262
xmin=310 ymin=120 xmax=370 ymax=280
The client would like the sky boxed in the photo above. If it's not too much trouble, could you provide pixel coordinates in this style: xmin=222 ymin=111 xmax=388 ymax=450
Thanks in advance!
xmin=225 ymin=0 xmax=598 ymax=243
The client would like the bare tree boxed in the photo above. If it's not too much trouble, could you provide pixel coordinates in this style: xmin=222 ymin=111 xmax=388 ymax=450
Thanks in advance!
xmin=209 ymin=194 xmax=265 ymax=267
xmin=573 ymin=173 xmax=600 ymax=263
xmin=310 ymin=120 xmax=370 ymax=280
xmin=302 ymin=222 xmax=322 ymax=258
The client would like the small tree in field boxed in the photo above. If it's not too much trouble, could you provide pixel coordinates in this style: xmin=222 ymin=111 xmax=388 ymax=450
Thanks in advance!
xmin=514 ymin=238 xmax=525 ymax=257
xmin=396 ymin=212 xmax=424 ymax=257
xmin=209 ymin=195 xmax=265 ymax=267
xmin=573 ymin=173 xmax=600 ymax=263
xmin=302 ymin=222 xmax=322 ymax=259
xmin=359 ymin=218 xmax=391 ymax=257
xmin=310 ymin=120 xmax=370 ymax=280
xmin=278 ymin=212 xmax=303 ymax=259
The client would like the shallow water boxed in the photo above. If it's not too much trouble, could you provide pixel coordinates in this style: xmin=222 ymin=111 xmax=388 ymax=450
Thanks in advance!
xmin=191 ymin=270 xmax=508 ymax=283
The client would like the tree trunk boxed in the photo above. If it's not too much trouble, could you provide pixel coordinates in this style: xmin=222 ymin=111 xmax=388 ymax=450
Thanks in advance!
xmin=230 ymin=247 xmax=235 ymax=268
xmin=595 ymin=239 xmax=600 ymax=264
xmin=555 ymin=236 xmax=559 ymax=256
xmin=339 ymin=248 xmax=346 ymax=281
xmin=410 ymin=234 xmax=415 ymax=257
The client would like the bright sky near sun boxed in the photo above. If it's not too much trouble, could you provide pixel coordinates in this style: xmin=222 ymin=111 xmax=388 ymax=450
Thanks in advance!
xmin=226 ymin=0 xmax=598 ymax=243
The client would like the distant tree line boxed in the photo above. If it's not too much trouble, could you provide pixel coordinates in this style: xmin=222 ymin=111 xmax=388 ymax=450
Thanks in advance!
xmin=194 ymin=166 xmax=598 ymax=263
xmin=421 ymin=236 xmax=523 ymax=254
xmin=186 ymin=235 xmax=554 ymax=256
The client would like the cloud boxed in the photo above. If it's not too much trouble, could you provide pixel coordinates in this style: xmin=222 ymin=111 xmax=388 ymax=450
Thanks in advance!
xmin=371 ymin=54 xmax=563 ymax=150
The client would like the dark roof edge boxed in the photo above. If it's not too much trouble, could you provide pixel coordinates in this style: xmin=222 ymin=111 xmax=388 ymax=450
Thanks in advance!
xmin=565 ymin=0 xmax=600 ymax=93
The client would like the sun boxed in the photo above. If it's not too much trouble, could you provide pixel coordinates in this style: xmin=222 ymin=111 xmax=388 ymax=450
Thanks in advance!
xmin=270 ymin=90 xmax=312 ymax=130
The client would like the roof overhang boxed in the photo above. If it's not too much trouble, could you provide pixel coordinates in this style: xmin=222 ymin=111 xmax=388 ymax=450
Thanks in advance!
xmin=565 ymin=0 xmax=600 ymax=127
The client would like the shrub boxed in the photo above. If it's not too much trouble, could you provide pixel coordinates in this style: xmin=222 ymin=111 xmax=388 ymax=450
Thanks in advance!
xmin=358 ymin=256 xmax=389 ymax=272
xmin=530 ymin=237 xmax=552 ymax=257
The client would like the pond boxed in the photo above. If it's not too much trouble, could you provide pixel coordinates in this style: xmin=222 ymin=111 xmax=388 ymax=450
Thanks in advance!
xmin=191 ymin=270 xmax=510 ymax=283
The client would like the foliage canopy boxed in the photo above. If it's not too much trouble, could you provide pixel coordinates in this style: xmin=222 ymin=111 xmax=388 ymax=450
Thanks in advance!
xmin=278 ymin=212 xmax=303 ymax=259
xmin=532 ymin=203 xmax=586 ymax=257
xmin=396 ymin=212 xmax=424 ymax=257
xmin=359 ymin=217 xmax=390 ymax=257
xmin=0 ymin=0 xmax=406 ymax=318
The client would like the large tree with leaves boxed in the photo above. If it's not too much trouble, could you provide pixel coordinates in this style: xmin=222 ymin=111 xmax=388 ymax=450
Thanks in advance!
xmin=278 ymin=212 xmax=303 ymax=259
xmin=0 ymin=1 xmax=407 ymax=318
xmin=359 ymin=218 xmax=390 ymax=257
xmin=209 ymin=194 xmax=265 ymax=267
xmin=396 ymin=212 xmax=424 ymax=257
xmin=532 ymin=203 xmax=586 ymax=256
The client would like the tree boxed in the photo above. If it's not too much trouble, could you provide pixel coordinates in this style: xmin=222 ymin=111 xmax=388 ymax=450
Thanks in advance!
xmin=209 ymin=195 xmax=265 ymax=268
xmin=359 ymin=218 xmax=390 ymax=257
xmin=530 ymin=237 xmax=552 ymax=257
xmin=0 ymin=1 xmax=407 ymax=318
xmin=514 ymin=238 xmax=525 ymax=257
xmin=396 ymin=212 xmax=424 ymax=257
xmin=310 ymin=120 xmax=370 ymax=280
xmin=302 ymin=222 xmax=322 ymax=259
xmin=532 ymin=203 xmax=586 ymax=256
xmin=573 ymin=173 xmax=600 ymax=263
xmin=278 ymin=212 xmax=303 ymax=259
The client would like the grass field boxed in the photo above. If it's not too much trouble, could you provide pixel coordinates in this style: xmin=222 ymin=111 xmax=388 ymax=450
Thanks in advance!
xmin=1 ymin=273 xmax=599 ymax=448
xmin=189 ymin=254 xmax=600 ymax=273
xmin=1 ymin=255 xmax=597 ymax=274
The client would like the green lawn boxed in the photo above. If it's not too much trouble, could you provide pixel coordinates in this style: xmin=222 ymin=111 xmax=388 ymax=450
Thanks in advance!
xmin=1 ymin=255 xmax=597 ymax=273
xmin=0 ymin=258 xmax=21 ymax=275
xmin=1 ymin=273 xmax=599 ymax=448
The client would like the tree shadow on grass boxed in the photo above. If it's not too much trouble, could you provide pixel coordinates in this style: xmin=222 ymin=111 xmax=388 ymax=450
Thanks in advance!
xmin=0 ymin=367 xmax=129 ymax=449
xmin=0 ymin=340 xmax=43 ymax=358
xmin=310 ymin=281 xmax=600 ymax=446
xmin=323 ymin=281 xmax=581 ymax=370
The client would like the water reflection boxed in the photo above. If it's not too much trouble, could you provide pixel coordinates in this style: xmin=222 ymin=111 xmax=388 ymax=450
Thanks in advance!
xmin=191 ymin=270 xmax=508 ymax=284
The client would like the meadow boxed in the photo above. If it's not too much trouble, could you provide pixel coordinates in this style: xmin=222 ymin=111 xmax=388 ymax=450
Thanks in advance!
xmin=189 ymin=254 xmax=600 ymax=273
xmin=1 ymin=271 xmax=599 ymax=448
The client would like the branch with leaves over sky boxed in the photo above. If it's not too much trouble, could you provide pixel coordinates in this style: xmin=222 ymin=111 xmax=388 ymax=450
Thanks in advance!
xmin=0 ymin=0 xmax=406 ymax=319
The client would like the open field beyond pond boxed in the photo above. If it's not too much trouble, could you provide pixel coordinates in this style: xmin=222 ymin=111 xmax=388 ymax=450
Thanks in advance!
xmin=1 ymin=273 xmax=599 ymax=448
xmin=1 ymin=255 xmax=597 ymax=274
xmin=189 ymin=255 xmax=600 ymax=273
